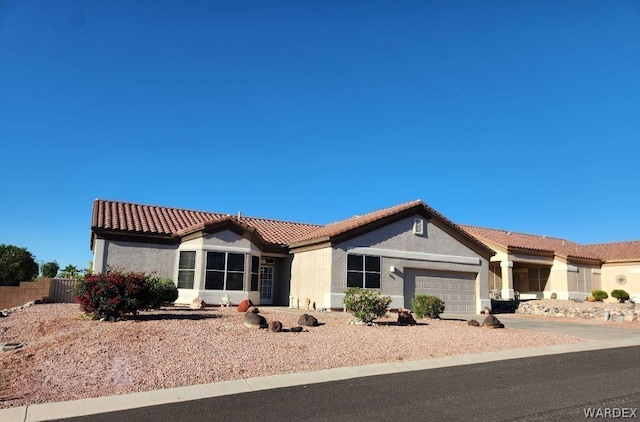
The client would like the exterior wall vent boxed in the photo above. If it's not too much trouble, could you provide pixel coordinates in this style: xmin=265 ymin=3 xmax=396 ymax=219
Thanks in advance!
xmin=412 ymin=218 xmax=424 ymax=235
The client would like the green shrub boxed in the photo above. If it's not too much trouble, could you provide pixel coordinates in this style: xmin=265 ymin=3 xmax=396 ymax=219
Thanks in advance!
xmin=591 ymin=290 xmax=608 ymax=301
xmin=611 ymin=289 xmax=629 ymax=303
xmin=74 ymin=270 xmax=176 ymax=321
xmin=343 ymin=287 xmax=392 ymax=323
xmin=148 ymin=277 xmax=179 ymax=307
xmin=412 ymin=294 xmax=446 ymax=318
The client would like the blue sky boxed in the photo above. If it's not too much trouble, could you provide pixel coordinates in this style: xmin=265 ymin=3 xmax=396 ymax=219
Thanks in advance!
xmin=1 ymin=0 xmax=639 ymax=271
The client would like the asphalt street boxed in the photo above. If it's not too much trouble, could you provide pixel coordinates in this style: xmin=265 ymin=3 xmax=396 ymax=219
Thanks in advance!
xmin=56 ymin=346 xmax=640 ymax=422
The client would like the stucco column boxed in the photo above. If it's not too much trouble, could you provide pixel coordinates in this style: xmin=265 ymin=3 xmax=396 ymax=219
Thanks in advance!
xmin=501 ymin=261 xmax=515 ymax=299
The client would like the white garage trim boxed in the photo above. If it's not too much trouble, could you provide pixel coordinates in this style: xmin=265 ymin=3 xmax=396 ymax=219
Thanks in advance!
xmin=346 ymin=246 xmax=481 ymax=266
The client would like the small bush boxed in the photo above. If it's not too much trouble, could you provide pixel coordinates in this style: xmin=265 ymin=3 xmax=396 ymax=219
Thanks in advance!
xmin=591 ymin=290 xmax=608 ymax=301
xmin=611 ymin=289 xmax=630 ymax=303
xmin=412 ymin=294 xmax=446 ymax=319
xmin=74 ymin=270 xmax=175 ymax=321
xmin=148 ymin=277 xmax=179 ymax=307
xmin=343 ymin=287 xmax=392 ymax=323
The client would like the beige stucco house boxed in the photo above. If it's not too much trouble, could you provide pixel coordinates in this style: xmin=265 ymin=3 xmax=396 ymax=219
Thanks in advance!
xmin=582 ymin=242 xmax=640 ymax=303
xmin=458 ymin=226 xmax=640 ymax=303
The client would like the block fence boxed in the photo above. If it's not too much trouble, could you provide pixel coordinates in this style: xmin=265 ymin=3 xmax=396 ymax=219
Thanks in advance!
xmin=0 ymin=278 xmax=54 ymax=309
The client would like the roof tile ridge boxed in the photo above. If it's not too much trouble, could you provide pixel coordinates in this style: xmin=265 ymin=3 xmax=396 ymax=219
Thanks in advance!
xmin=583 ymin=239 xmax=640 ymax=247
xmin=94 ymin=198 xmax=228 ymax=218
xmin=239 ymin=215 xmax=323 ymax=227
xmin=323 ymin=199 xmax=424 ymax=226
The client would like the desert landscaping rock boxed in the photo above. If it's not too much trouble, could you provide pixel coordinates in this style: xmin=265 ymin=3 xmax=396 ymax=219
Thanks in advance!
xmin=397 ymin=312 xmax=417 ymax=326
xmin=289 ymin=326 xmax=304 ymax=332
xmin=237 ymin=299 xmax=253 ymax=313
xmin=243 ymin=311 xmax=267 ymax=329
xmin=298 ymin=313 xmax=319 ymax=327
xmin=482 ymin=315 xmax=504 ymax=329
xmin=190 ymin=298 xmax=206 ymax=310
xmin=517 ymin=299 xmax=640 ymax=322
xmin=468 ymin=319 xmax=480 ymax=327
xmin=268 ymin=320 xmax=283 ymax=332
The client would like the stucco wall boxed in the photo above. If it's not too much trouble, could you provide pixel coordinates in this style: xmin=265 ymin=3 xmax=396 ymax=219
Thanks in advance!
xmin=330 ymin=216 xmax=489 ymax=311
xmin=182 ymin=230 xmax=254 ymax=250
xmin=98 ymin=239 xmax=178 ymax=279
xmin=600 ymin=261 xmax=640 ymax=302
xmin=290 ymin=247 xmax=332 ymax=309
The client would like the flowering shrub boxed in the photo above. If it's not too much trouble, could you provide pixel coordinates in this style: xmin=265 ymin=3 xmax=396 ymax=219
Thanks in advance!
xmin=74 ymin=270 xmax=178 ymax=321
xmin=412 ymin=294 xmax=446 ymax=318
xmin=343 ymin=287 xmax=391 ymax=323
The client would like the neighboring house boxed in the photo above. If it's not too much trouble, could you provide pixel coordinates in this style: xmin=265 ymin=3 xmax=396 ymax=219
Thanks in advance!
xmin=581 ymin=241 xmax=640 ymax=302
xmin=91 ymin=199 xmax=494 ymax=313
xmin=458 ymin=226 xmax=640 ymax=302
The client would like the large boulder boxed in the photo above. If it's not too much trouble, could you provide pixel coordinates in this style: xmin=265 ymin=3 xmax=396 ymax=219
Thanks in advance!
xmin=237 ymin=299 xmax=254 ymax=313
xmin=397 ymin=312 xmax=417 ymax=326
xmin=298 ymin=313 xmax=318 ymax=327
xmin=243 ymin=311 xmax=267 ymax=329
xmin=482 ymin=315 xmax=504 ymax=329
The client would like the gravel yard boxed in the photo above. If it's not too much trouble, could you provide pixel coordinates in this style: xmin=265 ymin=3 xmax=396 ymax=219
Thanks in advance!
xmin=0 ymin=303 xmax=585 ymax=408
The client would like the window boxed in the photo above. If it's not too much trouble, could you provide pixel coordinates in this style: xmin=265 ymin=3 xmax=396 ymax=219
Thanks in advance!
xmin=205 ymin=252 xmax=245 ymax=291
xmin=347 ymin=254 xmax=381 ymax=289
xmin=527 ymin=267 xmax=550 ymax=292
xmin=250 ymin=256 xmax=259 ymax=291
xmin=177 ymin=251 xmax=196 ymax=289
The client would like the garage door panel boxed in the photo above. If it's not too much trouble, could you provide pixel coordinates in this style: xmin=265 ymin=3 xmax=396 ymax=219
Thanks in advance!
xmin=404 ymin=269 xmax=477 ymax=313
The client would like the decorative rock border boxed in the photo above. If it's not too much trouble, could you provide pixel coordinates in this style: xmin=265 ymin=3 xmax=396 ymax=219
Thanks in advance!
xmin=516 ymin=301 xmax=639 ymax=322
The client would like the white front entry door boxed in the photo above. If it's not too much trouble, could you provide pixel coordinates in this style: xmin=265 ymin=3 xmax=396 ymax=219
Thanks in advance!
xmin=259 ymin=266 xmax=274 ymax=305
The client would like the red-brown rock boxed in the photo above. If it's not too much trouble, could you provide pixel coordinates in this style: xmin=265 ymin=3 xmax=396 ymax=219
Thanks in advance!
xmin=237 ymin=299 xmax=253 ymax=313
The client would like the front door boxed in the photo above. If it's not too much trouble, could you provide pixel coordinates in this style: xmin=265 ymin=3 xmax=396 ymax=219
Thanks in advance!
xmin=259 ymin=266 xmax=274 ymax=305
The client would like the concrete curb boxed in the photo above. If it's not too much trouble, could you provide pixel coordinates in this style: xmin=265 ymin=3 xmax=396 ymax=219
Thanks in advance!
xmin=3 ymin=335 xmax=640 ymax=422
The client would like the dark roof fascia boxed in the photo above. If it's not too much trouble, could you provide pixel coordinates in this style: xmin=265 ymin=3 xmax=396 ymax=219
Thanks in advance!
xmin=566 ymin=256 xmax=603 ymax=265
xmin=92 ymin=229 xmax=179 ymax=246
xmin=507 ymin=246 xmax=556 ymax=258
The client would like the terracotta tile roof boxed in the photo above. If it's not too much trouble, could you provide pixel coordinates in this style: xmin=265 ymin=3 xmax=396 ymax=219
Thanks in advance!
xmin=290 ymin=200 xmax=425 ymax=244
xmin=581 ymin=241 xmax=640 ymax=261
xmin=92 ymin=199 xmax=226 ymax=235
xmin=238 ymin=216 xmax=322 ymax=245
xmin=92 ymin=199 xmax=321 ymax=246
xmin=458 ymin=225 xmax=602 ymax=260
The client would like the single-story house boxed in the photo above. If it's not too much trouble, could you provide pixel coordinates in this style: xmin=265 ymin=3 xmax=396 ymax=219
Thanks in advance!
xmin=581 ymin=241 xmax=640 ymax=303
xmin=458 ymin=226 xmax=640 ymax=302
xmin=91 ymin=199 xmax=495 ymax=313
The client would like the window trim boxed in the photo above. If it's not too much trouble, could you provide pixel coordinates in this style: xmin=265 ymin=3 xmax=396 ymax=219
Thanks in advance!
xmin=177 ymin=250 xmax=196 ymax=289
xmin=347 ymin=254 xmax=381 ymax=289
xmin=250 ymin=255 xmax=260 ymax=292
xmin=205 ymin=251 xmax=246 ymax=291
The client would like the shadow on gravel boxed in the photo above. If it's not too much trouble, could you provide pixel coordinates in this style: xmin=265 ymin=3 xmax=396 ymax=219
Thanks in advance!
xmin=130 ymin=312 xmax=221 ymax=321
xmin=376 ymin=321 xmax=430 ymax=326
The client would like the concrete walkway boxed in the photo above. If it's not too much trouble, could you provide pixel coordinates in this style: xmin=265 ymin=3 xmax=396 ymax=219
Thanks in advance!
xmin=2 ymin=315 xmax=640 ymax=422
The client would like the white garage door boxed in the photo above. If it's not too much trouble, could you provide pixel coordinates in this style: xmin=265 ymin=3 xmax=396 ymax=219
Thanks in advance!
xmin=404 ymin=269 xmax=477 ymax=313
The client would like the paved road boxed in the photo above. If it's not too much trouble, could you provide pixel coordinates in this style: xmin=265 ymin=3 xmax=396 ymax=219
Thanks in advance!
xmin=58 ymin=346 xmax=640 ymax=422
